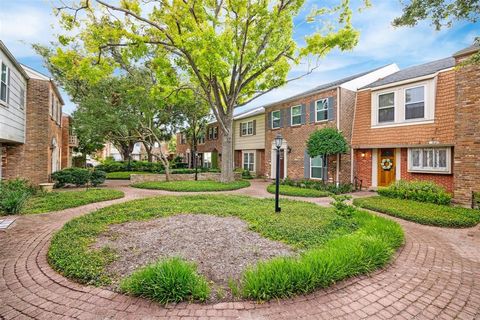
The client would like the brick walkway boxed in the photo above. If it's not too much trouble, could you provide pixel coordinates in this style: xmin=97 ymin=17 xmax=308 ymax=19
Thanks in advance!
xmin=1 ymin=181 xmax=479 ymax=319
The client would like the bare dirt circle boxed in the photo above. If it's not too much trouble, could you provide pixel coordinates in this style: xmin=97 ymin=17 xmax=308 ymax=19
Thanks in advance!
xmin=94 ymin=214 xmax=297 ymax=301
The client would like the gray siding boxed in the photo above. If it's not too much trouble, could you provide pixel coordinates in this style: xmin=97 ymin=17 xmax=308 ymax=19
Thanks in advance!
xmin=0 ymin=49 xmax=27 ymax=144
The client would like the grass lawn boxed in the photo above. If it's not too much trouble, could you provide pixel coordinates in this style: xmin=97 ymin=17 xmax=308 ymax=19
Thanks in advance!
xmin=353 ymin=196 xmax=480 ymax=228
xmin=106 ymin=171 xmax=151 ymax=180
xmin=267 ymin=184 xmax=330 ymax=197
xmin=23 ymin=188 xmax=125 ymax=214
xmin=131 ymin=180 xmax=251 ymax=192
xmin=49 ymin=195 xmax=403 ymax=303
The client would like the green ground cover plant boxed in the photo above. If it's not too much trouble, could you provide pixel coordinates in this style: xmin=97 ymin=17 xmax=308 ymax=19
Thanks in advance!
xmin=377 ymin=180 xmax=452 ymax=205
xmin=131 ymin=180 xmax=250 ymax=192
xmin=0 ymin=179 xmax=36 ymax=215
xmin=106 ymin=171 xmax=151 ymax=180
xmin=48 ymin=195 xmax=403 ymax=303
xmin=266 ymin=184 xmax=330 ymax=197
xmin=280 ymin=178 xmax=354 ymax=195
xmin=353 ymin=196 xmax=480 ymax=228
xmin=23 ymin=189 xmax=124 ymax=214
xmin=120 ymin=258 xmax=209 ymax=304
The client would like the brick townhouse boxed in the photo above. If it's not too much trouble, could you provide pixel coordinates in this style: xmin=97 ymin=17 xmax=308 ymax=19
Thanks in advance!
xmin=351 ymin=43 xmax=479 ymax=205
xmin=263 ymin=65 xmax=398 ymax=182
xmin=0 ymin=41 xmax=74 ymax=185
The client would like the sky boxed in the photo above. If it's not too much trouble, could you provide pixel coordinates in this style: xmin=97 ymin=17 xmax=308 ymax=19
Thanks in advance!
xmin=0 ymin=0 xmax=478 ymax=115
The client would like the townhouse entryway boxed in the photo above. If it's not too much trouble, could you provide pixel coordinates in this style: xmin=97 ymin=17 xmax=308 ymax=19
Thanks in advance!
xmin=378 ymin=148 xmax=396 ymax=186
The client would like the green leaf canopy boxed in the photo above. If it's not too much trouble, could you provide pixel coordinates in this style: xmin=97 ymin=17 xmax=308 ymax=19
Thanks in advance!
xmin=307 ymin=128 xmax=348 ymax=157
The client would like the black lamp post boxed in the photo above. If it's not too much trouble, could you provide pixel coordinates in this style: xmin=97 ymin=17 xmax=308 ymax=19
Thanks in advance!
xmin=274 ymin=134 xmax=283 ymax=213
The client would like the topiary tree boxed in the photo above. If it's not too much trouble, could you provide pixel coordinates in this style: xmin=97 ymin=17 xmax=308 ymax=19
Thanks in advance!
xmin=306 ymin=128 xmax=348 ymax=182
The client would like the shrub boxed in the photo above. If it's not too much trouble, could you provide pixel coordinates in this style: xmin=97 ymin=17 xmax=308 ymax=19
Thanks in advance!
xmin=266 ymin=184 xmax=330 ymax=197
xmin=242 ymin=169 xmax=254 ymax=179
xmin=354 ymin=196 xmax=480 ymax=228
xmin=281 ymin=178 xmax=353 ymax=195
xmin=51 ymin=168 xmax=107 ymax=187
xmin=0 ymin=179 xmax=35 ymax=215
xmin=377 ymin=180 xmax=452 ymax=205
xmin=90 ymin=170 xmax=106 ymax=187
xmin=120 ymin=258 xmax=210 ymax=304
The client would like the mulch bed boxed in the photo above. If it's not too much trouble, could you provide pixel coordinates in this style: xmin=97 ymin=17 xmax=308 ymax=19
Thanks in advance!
xmin=94 ymin=214 xmax=296 ymax=301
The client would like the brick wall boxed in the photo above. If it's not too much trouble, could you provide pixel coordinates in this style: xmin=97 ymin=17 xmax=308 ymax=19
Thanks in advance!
xmin=61 ymin=115 xmax=70 ymax=169
xmin=3 ymin=79 xmax=63 ymax=185
xmin=453 ymin=53 xmax=480 ymax=205
xmin=265 ymin=87 xmax=352 ymax=183
xmin=351 ymin=70 xmax=456 ymax=148
xmin=354 ymin=149 xmax=372 ymax=189
xmin=399 ymin=148 xmax=454 ymax=192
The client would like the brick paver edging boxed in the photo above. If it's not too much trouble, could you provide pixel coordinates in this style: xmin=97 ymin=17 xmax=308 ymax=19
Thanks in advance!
xmin=1 ymin=180 xmax=479 ymax=319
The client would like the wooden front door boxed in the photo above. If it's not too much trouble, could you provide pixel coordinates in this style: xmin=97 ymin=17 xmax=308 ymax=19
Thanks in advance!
xmin=378 ymin=148 xmax=395 ymax=187
xmin=279 ymin=149 xmax=285 ymax=179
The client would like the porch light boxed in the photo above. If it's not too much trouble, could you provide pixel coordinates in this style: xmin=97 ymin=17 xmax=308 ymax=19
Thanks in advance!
xmin=361 ymin=152 xmax=366 ymax=158
xmin=274 ymin=134 xmax=283 ymax=149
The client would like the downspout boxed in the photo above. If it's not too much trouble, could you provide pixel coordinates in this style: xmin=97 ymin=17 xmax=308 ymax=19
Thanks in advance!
xmin=351 ymin=89 xmax=359 ymax=184
xmin=336 ymin=87 xmax=340 ymax=187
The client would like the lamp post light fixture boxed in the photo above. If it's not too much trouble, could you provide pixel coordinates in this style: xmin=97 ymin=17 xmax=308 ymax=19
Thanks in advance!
xmin=274 ymin=134 xmax=283 ymax=213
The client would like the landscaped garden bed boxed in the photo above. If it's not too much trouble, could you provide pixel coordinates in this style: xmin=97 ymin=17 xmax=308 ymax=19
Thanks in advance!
xmin=353 ymin=196 xmax=480 ymax=228
xmin=266 ymin=184 xmax=330 ymax=197
xmin=106 ymin=171 xmax=151 ymax=180
xmin=48 ymin=195 xmax=403 ymax=304
xmin=131 ymin=180 xmax=250 ymax=192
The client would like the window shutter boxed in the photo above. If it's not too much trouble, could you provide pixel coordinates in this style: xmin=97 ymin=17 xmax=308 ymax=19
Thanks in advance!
xmin=304 ymin=150 xmax=310 ymax=179
xmin=301 ymin=104 xmax=306 ymax=124
xmin=310 ymin=101 xmax=315 ymax=123
xmin=253 ymin=120 xmax=256 ymax=135
xmin=267 ymin=111 xmax=272 ymax=129
xmin=239 ymin=123 xmax=243 ymax=137
xmin=323 ymin=155 xmax=328 ymax=181
xmin=327 ymin=97 xmax=335 ymax=121
xmin=279 ymin=110 xmax=284 ymax=127
xmin=286 ymin=108 xmax=291 ymax=127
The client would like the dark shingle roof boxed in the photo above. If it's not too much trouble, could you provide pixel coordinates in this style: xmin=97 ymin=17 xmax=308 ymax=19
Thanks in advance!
xmin=363 ymin=57 xmax=455 ymax=89
xmin=261 ymin=64 xmax=390 ymax=108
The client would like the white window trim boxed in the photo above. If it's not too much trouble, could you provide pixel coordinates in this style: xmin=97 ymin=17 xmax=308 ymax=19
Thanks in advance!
xmin=407 ymin=147 xmax=451 ymax=174
xmin=315 ymin=99 xmax=328 ymax=123
xmin=271 ymin=110 xmax=281 ymax=129
xmin=0 ymin=61 xmax=9 ymax=106
xmin=242 ymin=151 xmax=256 ymax=172
xmin=241 ymin=121 xmax=254 ymax=136
xmin=377 ymin=91 xmax=395 ymax=124
xmin=310 ymin=155 xmax=324 ymax=180
xmin=404 ymin=85 xmax=426 ymax=121
xmin=290 ymin=105 xmax=302 ymax=126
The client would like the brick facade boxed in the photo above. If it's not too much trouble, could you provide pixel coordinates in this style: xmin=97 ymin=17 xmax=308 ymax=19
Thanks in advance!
xmin=265 ymin=87 xmax=353 ymax=183
xmin=453 ymin=51 xmax=480 ymax=204
xmin=3 ymin=79 xmax=64 ymax=185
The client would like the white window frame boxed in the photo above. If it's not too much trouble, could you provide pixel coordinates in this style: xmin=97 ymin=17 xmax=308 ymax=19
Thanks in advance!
xmin=203 ymin=152 xmax=212 ymax=168
xmin=242 ymin=151 xmax=255 ymax=172
xmin=290 ymin=105 xmax=302 ymax=126
xmin=407 ymin=147 xmax=451 ymax=174
xmin=0 ymin=62 xmax=9 ymax=105
xmin=212 ymin=127 xmax=218 ymax=139
xmin=271 ymin=110 xmax=281 ymax=129
xmin=310 ymin=155 xmax=324 ymax=180
xmin=315 ymin=99 xmax=328 ymax=122
xmin=241 ymin=121 xmax=254 ymax=136
xmin=404 ymin=85 xmax=426 ymax=121
xmin=378 ymin=91 xmax=395 ymax=123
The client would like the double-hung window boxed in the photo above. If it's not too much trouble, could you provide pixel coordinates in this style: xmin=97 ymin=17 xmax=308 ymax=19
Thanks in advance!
xmin=405 ymin=86 xmax=425 ymax=120
xmin=408 ymin=147 xmax=450 ymax=173
xmin=197 ymin=134 xmax=205 ymax=144
xmin=271 ymin=110 xmax=281 ymax=129
xmin=241 ymin=121 xmax=254 ymax=136
xmin=378 ymin=92 xmax=395 ymax=123
xmin=0 ymin=62 xmax=9 ymax=104
xmin=212 ymin=127 xmax=218 ymax=139
xmin=310 ymin=155 xmax=324 ymax=179
xmin=291 ymin=105 xmax=302 ymax=125
xmin=316 ymin=99 xmax=328 ymax=122
xmin=243 ymin=152 xmax=255 ymax=172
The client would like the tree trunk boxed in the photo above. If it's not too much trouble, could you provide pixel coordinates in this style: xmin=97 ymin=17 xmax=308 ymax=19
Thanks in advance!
xmin=142 ymin=142 xmax=153 ymax=162
xmin=220 ymin=119 xmax=235 ymax=183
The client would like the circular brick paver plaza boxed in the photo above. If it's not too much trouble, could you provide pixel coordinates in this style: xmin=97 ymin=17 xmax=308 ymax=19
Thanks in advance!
xmin=1 ymin=181 xmax=479 ymax=320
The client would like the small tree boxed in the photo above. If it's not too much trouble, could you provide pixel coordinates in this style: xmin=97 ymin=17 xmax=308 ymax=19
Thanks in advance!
xmin=306 ymin=128 xmax=348 ymax=182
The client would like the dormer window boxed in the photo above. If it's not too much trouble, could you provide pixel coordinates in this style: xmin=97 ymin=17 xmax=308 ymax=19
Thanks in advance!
xmin=405 ymin=86 xmax=425 ymax=120
xmin=378 ymin=92 xmax=395 ymax=123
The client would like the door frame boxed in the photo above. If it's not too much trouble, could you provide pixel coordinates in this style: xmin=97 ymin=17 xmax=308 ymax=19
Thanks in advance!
xmin=271 ymin=140 xmax=288 ymax=179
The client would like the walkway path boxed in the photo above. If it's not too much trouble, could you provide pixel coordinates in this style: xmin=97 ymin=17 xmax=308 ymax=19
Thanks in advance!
xmin=1 ymin=181 xmax=479 ymax=319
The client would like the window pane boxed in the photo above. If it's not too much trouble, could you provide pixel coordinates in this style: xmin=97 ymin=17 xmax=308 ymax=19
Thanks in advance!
xmin=411 ymin=149 xmax=420 ymax=167
xmin=272 ymin=111 xmax=280 ymax=128
xmin=316 ymin=100 xmax=327 ymax=111
xmin=423 ymin=149 xmax=433 ymax=168
xmin=0 ymin=84 xmax=6 ymax=102
xmin=1 ymin=64 xmax=6 ymax=82
xmin=437 ymin=149 xmax=447 ymax=168
xmin=405 ymin=102 xmax=425 ymax=119
xmin=317 ymin=110 xmax=328 ymax=121
xmin=311 ymin=155 xmax=323 ymax=167
xmin=379 ymin=107 xmax=394 ymax=122
xmin=406 ymin=87 xmax=424 ymax=103
xmin=292 ymin=115 xmax=301 ymax=125
xmin=311 ymin=167 xmax=323 ymax=179
xmin=379 ymin=93 xmax=394 ymax=108
xmin=249 ymin=153 xmax=254 ymax=164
